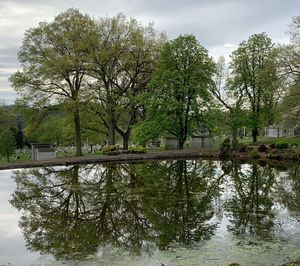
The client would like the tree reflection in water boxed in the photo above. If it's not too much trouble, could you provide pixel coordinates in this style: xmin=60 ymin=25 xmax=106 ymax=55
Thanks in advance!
xmin=223 ymin=161 xmax=277 ymax=240
xmin=274 ymin=163 xmax=300 ymax=219
xmin=10 ymin=160 xmax=300 ymax=261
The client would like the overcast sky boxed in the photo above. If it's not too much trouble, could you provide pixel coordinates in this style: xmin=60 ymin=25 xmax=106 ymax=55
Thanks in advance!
xmin=0 ymin=0 xmax=299 ymax=104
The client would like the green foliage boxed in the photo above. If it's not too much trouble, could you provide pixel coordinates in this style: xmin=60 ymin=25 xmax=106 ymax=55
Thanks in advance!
xmin=10 ymin=9 xmax=97 ymax=156
xmin=221 ymin=138 xmax=231 ymax=155
xmin=230 ymin=33 xmax=281 ymax=142
xmin=276 ymin=16 xmax=300 ymax=128
xmin=290 ymin=143 xmax=299 ymax=149
xmin=0 ymin=106 xmax=16 ymax=129
xmin=236 ymin=142 xmax=247 ymax=152
xmin=128 ymin=146 xmax=146 ymax=154
xmin=8 ymin=10 xmax=298 ymax=153
xmin=87 ymin=13 xmax=165 ymax=147
xmin=132 ymin=119 xmax=166 ymax=146
xmin=0 ymin=127 xmax=16 ymax=162
xmin=21 ymin=108 xmax=70 ymax=146
xmin=275 ymin=142 xmax=289 ymax=149
xmin=145 ymin=34 xmax=216 ymax=149
xmin=250 ymin=149 xmax=260 ymax=158
xmin=10 ymin=8 xmax=95 ymax=105
xmin=101 ymin=145 xmax=120 ymax=155
xmin=279 ymin=80 xmax=300 ymax=128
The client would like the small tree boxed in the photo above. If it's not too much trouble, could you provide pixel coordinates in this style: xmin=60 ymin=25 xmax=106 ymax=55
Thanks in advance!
xmin=0 ymin=127 xmax=16 ymax=162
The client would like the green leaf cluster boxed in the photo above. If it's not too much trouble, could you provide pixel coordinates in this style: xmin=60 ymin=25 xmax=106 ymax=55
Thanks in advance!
xmin=101 ymin=144 xmax=120 ymax=155
xmin=140 ymin=34 xmax=216 ymax=147
xmin=0 ymin=127 xmax=16 ymax=162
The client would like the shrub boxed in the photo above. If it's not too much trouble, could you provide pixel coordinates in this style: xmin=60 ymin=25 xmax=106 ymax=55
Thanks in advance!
xmin=290 ymin=143 xmax=298 ymax=149
xmin=220 ymin=138 xmax=231 ymax=155
xmin=0 ymin=127 xmax=16 ymax=162
xmin=102 ymin=145 xmax=120 ymax=155
xmin=128 ymin=146 xmax=147 ymax=154
xmin=250 ymin=149 xmax=260 ymax=158
xmin=236 ymin=143 xmax=247 ymax=152
xmin=258 ymin=144 xmax=268 ymax=153
xmin=275 ymin=142 xmax=289 ymax=149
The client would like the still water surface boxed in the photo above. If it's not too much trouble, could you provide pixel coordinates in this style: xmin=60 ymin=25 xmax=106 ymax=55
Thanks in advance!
xmin=0 ymin=160 xmax=300 ymax=265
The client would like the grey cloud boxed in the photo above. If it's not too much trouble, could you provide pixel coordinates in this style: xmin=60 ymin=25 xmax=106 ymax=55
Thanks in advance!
xmin=0 ymin=0 xmax=299 ymax=104
xmin=0 ymin=90 xmax=18 ymax=105
xmin=0 ymin=47 xmax=19 ymax=61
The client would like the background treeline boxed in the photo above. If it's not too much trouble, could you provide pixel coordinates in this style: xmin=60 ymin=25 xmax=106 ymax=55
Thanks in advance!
xmin=1 ymin=9 xmax=299 ymax=156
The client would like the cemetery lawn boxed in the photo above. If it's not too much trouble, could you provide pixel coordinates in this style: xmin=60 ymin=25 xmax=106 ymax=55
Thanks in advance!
xmin=1 ymin=136 xmax=299 ymax=169
xmin=238 ymin=136 xmax=300 ymax=147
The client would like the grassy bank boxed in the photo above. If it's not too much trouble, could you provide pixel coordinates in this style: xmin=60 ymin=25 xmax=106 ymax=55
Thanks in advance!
xmin=1 ymin=136 xmax=299 ymax=169
xmin=0 ymin=153 xmax=30 ymax=164
xmin=213 ymin=136 xmax=300 ymax=150
xmin=239 ymin=136 xmax=300 ymax=146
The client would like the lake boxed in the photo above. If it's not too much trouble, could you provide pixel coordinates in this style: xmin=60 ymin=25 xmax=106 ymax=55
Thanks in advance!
xmin=0 ymin=159 xmax=300 ymax=265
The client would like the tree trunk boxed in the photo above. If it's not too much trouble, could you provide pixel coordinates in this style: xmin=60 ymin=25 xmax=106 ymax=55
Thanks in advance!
xmin=232 ymin=128 xmax=238 ymax=150
xmin=73 ymin=110 xmax=82 ymax=156
xmin=252 ymin=128 xmax=258 ymax=143
xmin=122 ymin=134 xmax=129 ymax=150
xmin=178 ymin=140 xmax=184 ymax=150
xmin=116 ymin=124 xmax=132 ymax=150
xmin=108 ymin=121 xmax=115 ymax=145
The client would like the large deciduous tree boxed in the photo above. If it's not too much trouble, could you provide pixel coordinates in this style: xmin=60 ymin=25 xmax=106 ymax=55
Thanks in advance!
xmin=87 ymin=14 xmax=164 ymax=148
xmin=230 ymin=33 xmax=281 ymax=143
xmin=139 ymin=34 xmax=215 ymax=149
xmin=10 ymin=9 xmax=96 ymax=156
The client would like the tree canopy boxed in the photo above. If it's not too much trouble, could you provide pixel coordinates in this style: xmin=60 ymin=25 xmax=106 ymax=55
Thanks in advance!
xmin=8 ymin=10 xmax=300 ymax=153
xmin=10 ymin=9 xmax=97 ymax=156
xmin=136 ymin=34 xmax=216 ymax=149
xmin=229 ymin=33 xmax=281 ymax=142
xmin=86 ymin=14 xmax=165 ymax=148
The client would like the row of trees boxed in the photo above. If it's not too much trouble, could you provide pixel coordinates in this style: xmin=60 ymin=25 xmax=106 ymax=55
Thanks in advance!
xmin=9 ymin=9 xmax=300 ymax=155
xmin=10 ymin=9 xmax=165 ymax=156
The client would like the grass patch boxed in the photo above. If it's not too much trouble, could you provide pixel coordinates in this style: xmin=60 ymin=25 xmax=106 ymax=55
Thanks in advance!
xmin=239 ymin=136 xmax=300 ymax=147
xmin=0 ymin=153 xmax=31 ymax=164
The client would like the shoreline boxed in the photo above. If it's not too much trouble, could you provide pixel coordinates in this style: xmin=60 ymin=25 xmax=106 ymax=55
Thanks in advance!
xmin=0 ymin=148 xmax=299 ymax=170
xmin=0 ymin=150 xmax=217 ymax=170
